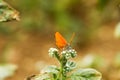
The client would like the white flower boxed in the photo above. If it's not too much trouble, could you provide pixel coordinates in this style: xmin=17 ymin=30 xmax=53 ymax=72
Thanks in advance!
xmin=61 ymin=49 xmax=77 ymax=59
xmin=48 ymin=48 xmax=58 ymax=57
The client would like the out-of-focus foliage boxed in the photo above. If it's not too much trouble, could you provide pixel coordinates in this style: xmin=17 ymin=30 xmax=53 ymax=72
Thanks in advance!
xmin=114 ymin=53 xmax=120 ymax=68
xmin=0 ymin=64 xmax=17 ymax=80
xmin=114 ymin=22 xmax=120 ymax=39
xmin=78 ymin=54 xmax=106 ymax=69
xmin=97 ymin=0 xmax=109 ymax=10
xmin=0 ymin=0 xmax=19 ymax=22
xmin=71 ymin=68 xmax=102 ymax=80
xmin=1 ymin=0 xmax=119 ymax=47
xmin=0 ymin=0 xmax=120 ymax=45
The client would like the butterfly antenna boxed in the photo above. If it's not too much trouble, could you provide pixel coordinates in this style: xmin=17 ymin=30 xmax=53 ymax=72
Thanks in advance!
xmin=69 ymin=32 xmax=75 ymax=44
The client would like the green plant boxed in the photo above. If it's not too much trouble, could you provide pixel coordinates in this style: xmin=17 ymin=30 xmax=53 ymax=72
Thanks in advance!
xmin=27 ymin=32 xmax=102 ymax=80
xmin=0 ymin=0 xmax=19 ymax=22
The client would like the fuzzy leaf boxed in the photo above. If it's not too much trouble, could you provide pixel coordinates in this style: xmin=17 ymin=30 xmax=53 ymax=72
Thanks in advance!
xmin=30 ymin=74 xmax=51 ymax=80
xmin=71 ymin=68 xmax=102 ymax=80
xmin=41 ymin=65 xmax=59 ymax=74
xmin=0 ymin=0 xmax=20 ymax=22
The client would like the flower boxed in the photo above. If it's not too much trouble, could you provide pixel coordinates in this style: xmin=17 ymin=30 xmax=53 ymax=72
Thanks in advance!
xmin=61 ymin=49 xmax=77 ymax=59
xmin=48 ymin=48 xmax=58 ymax=57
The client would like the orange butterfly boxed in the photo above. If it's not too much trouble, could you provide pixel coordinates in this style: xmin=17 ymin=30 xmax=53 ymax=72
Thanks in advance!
xmin=55 ymin=32 xmax=75 ymax=49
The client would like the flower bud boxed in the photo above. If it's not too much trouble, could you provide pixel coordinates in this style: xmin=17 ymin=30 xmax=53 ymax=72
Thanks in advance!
xmin=69 ymin=49 xmax=77 ymax=58
xmin=61 ymin=49 xmax=77 ymax=59
xmin=48 ymin=48 xmax=58 ymax=57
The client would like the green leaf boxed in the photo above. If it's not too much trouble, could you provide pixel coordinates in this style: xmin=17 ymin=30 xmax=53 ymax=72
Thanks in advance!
xmin=32 ymin=74 xmax=51 ymax=80
xmin=65 ymin=61 xmax=76 ymax=71
xmin=0 ymin=0 xmax=19 ymax=22
xmin=71 ymin=68 xmax=102 ymax=80
xmin=41 ymin=65 xmax=59 ymax=74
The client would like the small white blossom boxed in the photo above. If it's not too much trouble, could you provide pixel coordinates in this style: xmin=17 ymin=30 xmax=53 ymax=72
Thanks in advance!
xmin=70 ymin=49 xmax=77 ymax=58
xmin=48 ymin=48 xmax=58 ymax=57
xmin=65 ymin=53 xmax=72 ymax=59
xmin=61 ymin=49 xmax=77 ymax=59
xmin=61 ymin=51 xmax=66 ymax=54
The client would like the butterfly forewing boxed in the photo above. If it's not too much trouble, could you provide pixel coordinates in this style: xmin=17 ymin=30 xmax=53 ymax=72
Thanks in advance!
xmin=55 ymin=32 xmax=67 ymax=49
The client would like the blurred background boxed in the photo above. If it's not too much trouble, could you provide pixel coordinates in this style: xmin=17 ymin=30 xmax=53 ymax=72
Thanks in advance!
xmin=1 ymin=0 xmax=120 ymax=80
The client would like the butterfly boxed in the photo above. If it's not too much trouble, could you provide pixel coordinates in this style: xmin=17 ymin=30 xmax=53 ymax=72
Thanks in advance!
xmin=55 ymin=32 xmax=75 ymax=49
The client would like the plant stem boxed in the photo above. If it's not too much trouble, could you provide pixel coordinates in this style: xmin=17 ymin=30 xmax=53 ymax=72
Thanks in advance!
xmin=56 ymin=57 xmax=64 ymax=80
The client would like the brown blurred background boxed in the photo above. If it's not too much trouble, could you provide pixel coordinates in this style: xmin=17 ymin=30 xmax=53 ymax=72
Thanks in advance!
xmin=1 ymin=0 xmax=120 ymax=80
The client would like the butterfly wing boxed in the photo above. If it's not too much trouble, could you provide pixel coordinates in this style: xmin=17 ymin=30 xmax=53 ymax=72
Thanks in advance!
xmin=55 ymin=32 xmax=67 ymax=49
